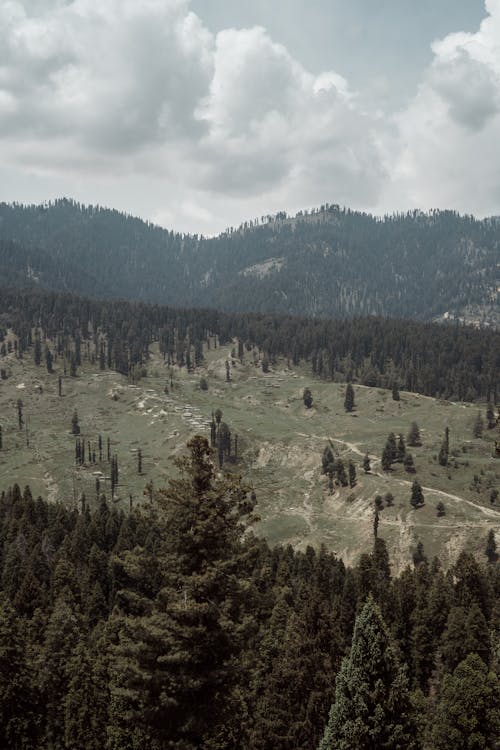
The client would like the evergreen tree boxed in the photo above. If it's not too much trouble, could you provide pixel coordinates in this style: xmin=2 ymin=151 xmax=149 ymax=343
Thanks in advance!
xmin=392 ymin=383 xmax=400 ymax=401
xmin=410 ymin=481 xmax=424 ymax=509
xmin=109 ymin=437 xmax=257 ymax=749
xmin=485 ymin=529 xmax=498 ymax=564
xmin=319 ymin=597 xmax=419 ymax=750
xmin=348 ymin=461 xmax=356 ymax=488
xmin=34 ymin=335 xmax=42 ymax=366
xmin=486 ymin=402 xmax=496 ymax=430
xmin=45 ymin=346 xmax=53 ymax=373
xmin=363 ymin=453 xmax=370 ymax=473
xmin=407 ymin=422 xmax=421 ymax=447
xmin=344 ymin=383 xmax=355 ymax=412
xmin=404 ymin=453 xmax=416 ymax=473
xmin=431 ymin=654 xmax=500 ymax=750
xmin=322 ymin=446 xmax=335 ymax=494
xmin=0 ymin=594 xmax=37 ymax=748
xmin=473 ymin=411 xmax=484 ymax=439
xmin=396 ymin=434 xmax=406 ymax=462
xmin=438 ymin=427 xmax=449 ymax=467
xmin=71 ymin=410 xmax=80 ymax=436
xmin=336 ymin=460 xmax=348 ymax=488
xmin=303 ymin=388 xmax=313 ymax=409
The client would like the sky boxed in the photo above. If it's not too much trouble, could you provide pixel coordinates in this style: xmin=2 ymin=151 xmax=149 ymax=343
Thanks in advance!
xmin=1 ymin=0 xmax=499 ymax=234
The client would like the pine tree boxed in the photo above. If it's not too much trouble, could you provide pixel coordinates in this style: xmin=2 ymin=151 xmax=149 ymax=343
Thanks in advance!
xmin=473 ymin=411 xmax=484 ymax=438
xmin=404 ymin=452 xmax=416 ymax=473
xmin=486 ymin=402 xmax=496 ymax=429
xmin=34 ymin=335 xmax=41 ymax=366
xmin=431 ymin=654 xmax=500 ymax=750
xmin=319 ymin=597 xmax=419 ymax=750
xmin=363 ymin=453 xmax=370 ymax=473
xmin=397 ymin=434 xmax=406 ymax=462
xmin=485 ymin=529 xmax=498 ymax=563
xmin=45 ymin=347 xmax=53 ymax=373
xmin=71 ymin=410 xmax=80 ymax=436
xmin=407 ymin=421 xmax=421 ymax=447
xmin=303 ymin=388 xmax=313 ymax=409
xmin=0 ymin=594 xmax=37 ymax=748
xmin=438 ymin=427 xmax=449 ymax=467
xmin=348 ymin=461 xmax=356 ymax=488
xmin=392 ymin=383 xmax=400 ymax=401
xmin=336 ymin=460 xmax=348 ymax=487
xmin=344 ymin=383 xmax=355 ymax=412
xmin=410 ymin=480 xmax=424 ymax=509
xmin=109 ymin=437 xmax=258 ymax=749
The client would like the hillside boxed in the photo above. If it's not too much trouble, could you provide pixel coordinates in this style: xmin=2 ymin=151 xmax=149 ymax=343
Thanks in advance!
xmin=1 ymin=336 xmax=498 ymax=571
xmin=1 ymin=199 xmax=499 ymax=323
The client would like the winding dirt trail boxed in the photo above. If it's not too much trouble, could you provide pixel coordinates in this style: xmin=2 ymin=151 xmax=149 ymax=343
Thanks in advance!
xmin=296 ymin=431 xmax=500 ymax=524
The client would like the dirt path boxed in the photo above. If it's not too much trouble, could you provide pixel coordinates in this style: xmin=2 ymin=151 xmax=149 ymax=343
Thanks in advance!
xmin=296 ymin=431 xmax=500 ymax=523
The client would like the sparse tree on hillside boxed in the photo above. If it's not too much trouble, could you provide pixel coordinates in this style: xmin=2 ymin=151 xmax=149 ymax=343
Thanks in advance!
xmin=438 ymin=427 xmax=450 ymax=467
xmin=392 ymin=383 xmax=400 ymax=401
xmin=45 ymin=347 xmax=53 ymax=373
xmin=17 ymin=399 xmax=23 ymax=431
xmin=344 ymin=383 xmax=355 ymax=413
xmin=410 ymin=480 xmax=424 ymax=509
xmin=363 ymin=454 xmax=371 ymax=473
xmin=322 ymin=446 xmax=335 ymax=493
xmin=348 ymin=461 xmax=357 ymax=488
xmin=404 ymin=453 xmax=416 ymax=473
xmin=407 ymin=421 xmax=422 ymax=447
xmin=303 ymin=388 xmax=313 ymax=409
xmin=486 ymin=402 xmax=496 ymax=430
xmin=34 ymin=335 xmax=41 ymax=366
xmin=71 ymin=411 xmax=80 ymax=436
xmin=473 ymin=411 xmax=484 ymax=439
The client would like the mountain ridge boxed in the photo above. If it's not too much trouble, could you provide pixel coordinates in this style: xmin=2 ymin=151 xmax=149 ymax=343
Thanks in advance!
xmin=1 ymin=198 xmax=498 ymax=324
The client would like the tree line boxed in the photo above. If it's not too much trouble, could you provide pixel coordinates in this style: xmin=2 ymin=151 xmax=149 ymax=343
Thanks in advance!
xmin=0 ymin=287 xmax=498 ymax=401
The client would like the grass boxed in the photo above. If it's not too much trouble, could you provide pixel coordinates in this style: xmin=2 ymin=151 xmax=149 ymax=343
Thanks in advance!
xmin=0 ymin=340 xmax=499 ymax=571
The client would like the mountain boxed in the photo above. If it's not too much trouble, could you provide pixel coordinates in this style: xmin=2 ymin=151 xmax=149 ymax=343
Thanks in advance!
xmin=1 ymin=198 xmax=498 ymax=323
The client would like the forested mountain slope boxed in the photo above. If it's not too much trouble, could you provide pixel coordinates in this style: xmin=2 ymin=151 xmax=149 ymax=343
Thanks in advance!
xmin=1 ymin=199 xmax=498 ymax=322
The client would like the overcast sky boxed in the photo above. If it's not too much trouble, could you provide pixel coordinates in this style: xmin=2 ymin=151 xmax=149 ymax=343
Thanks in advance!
xmin=1 ymin=0 xmax=499 ymax=234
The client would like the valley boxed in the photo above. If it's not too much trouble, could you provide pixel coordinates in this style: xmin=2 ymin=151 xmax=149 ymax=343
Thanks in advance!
xmin=1 ymin=339 xmax=498 ymax=571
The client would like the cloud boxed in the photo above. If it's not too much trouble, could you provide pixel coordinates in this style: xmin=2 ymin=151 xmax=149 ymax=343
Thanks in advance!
xmin=386 ymin=0 xmax=500 ymax=214
xmin=193 ymin=26 xmax=385 ymax=202
xmin=0 ymin=0 xmax=386 ymax=228
xmin=2 ymin=0 xmax=500 ymax=232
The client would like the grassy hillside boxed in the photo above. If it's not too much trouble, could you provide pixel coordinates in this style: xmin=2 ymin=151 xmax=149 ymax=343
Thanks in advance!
xmin=0 ymin=340 xmax=499 ymax=571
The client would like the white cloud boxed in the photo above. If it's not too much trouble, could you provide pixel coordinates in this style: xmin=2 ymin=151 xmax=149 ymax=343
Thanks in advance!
xmin=386 ymin=0 xmax=500 ymax=215
xmin=1 ymin=0 xmax=499 ymax=232
xmin=0 ymin=0 xmax=387 ymax=230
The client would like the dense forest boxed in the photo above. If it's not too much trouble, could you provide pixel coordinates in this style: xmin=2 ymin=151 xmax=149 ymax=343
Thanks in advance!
xmin=1 ymin=199 xmax=498 ymax=321
xmin=0 ymin=287 xmax=499 ymax=401
xmin=0 ymin=437 xmax=498 ymax=749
